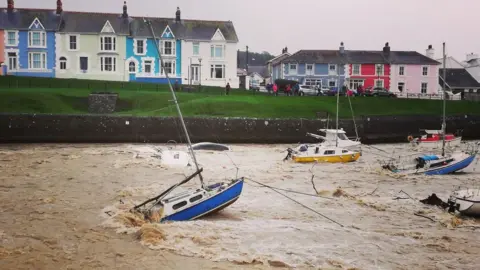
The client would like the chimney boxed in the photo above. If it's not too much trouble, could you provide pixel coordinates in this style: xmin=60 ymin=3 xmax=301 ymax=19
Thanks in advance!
xmin=122 ymin=1 xmax=128 ymax=18
xmin=284 ymin=46 xmax=288 ymax=53
xmin=383 ymin=42 xmax=390 ymax=55
xmin=175 ymin=7 xmax=181 ymax=22
xmin=466 ymin=52 xmax=479 ymax=62
xmin=56 ymin=0 xmax=63 ymax=15
xmin=426 ymin=45 xmax=435 ymax=59
xmin=7 ymin=0 xmax=14 ymax=11
xmin=339 ymin=41 xmax=345 ymax=54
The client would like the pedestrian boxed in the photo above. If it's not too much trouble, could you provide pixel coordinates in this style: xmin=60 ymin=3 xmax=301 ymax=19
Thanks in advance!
xmin=225 ymin=82 xmax=231 ymax=95
xmin=273 ymin=83 xmax=278 ymax=96
xmin=286 ymin=84 xmax=292 ymax=96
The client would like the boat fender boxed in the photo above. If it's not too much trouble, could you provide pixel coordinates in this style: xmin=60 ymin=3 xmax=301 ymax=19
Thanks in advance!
xmin=407 ymin=135 xmax=414 ymax=142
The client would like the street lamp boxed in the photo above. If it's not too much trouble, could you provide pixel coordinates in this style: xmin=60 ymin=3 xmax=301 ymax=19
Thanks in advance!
xmin=198 ymin=58 xmax=202 ymax=88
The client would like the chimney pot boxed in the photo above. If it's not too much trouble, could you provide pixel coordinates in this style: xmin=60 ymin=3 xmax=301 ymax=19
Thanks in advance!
xmin=426 ymin=45 xmax=435 ymax=59
xmin=122 ymin=1 xmax=128 ymax=18
xmin=175 ymin=7 xmax=181 ymax=22
xmin=340 ymin=42 xmax=345 ymax=54
xmin=7 ymin=0 xmax=14 ymax=11
xmin=56 ymin=0 xmax=63 ymax=15
xmin=383 ymin=42 xmax=390 ymax=55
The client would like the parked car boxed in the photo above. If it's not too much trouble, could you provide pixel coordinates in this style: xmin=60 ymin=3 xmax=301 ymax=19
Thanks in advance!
xmin=298 ymin=85 xmax=318 ymax=96
xmin=362 ymin=87 xmax=397 ymax=97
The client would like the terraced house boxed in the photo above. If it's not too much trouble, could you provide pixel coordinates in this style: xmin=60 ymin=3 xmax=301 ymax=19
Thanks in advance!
xmin=0 ymin=0 xmax=60 ymax=77
xmin=0 ymin=1 xmax=240 ymax=87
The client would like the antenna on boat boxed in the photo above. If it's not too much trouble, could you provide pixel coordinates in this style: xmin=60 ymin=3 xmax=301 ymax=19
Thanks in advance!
xmin=441 ymin=42 xmax=447 ymax=157
xmin=144 ymin=18 xmax=204 ymax=187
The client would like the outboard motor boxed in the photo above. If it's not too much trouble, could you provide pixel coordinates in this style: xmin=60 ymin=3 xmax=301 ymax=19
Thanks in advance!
xmin=284 ymin=148 xmax=294 ymax=161
xmin=299 ymin=144 xmax=308 ymax=152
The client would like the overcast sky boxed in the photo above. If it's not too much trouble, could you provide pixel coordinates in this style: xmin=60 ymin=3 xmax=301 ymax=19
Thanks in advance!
xmin=6 ymin=0 xmax=478 ymax=61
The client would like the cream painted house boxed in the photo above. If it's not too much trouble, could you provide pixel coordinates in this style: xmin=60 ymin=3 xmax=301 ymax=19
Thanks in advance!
xmin=55 ymin=8 xmax=130 ymax=81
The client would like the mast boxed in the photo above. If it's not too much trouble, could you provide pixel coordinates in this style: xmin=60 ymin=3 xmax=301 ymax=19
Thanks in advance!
xmin=442 ymin=42 xmax=446 ymax=157
xmin=145 ymin=19 xmax=204 ymax=187
xmin=335 ymin=75 xmax=340 ymax=147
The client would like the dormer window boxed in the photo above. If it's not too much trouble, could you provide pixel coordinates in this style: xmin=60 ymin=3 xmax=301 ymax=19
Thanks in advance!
xmin=100 ymin=36 xmax=116 ymax=52
xmin=28 ymin=31 xmax=46 ymax=48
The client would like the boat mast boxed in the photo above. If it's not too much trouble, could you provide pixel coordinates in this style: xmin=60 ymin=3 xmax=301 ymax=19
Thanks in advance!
xmin=335 ymin=60 xmax=341 ymax=148
xmin=442 ymin=42 xmax=447 ymax=157
xmin=145 ymin=19 xmax=204 ymax=187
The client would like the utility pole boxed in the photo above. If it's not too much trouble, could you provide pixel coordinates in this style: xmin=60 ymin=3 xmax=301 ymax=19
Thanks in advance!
xmin=246 ymin=46 xmax=249 ymax=75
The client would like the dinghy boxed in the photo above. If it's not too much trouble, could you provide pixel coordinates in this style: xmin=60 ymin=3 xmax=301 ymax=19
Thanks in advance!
xmin=131 ymin=19 xmax=244 ymax=222
xmin=448 ymin=189 xmax=480 ymax=217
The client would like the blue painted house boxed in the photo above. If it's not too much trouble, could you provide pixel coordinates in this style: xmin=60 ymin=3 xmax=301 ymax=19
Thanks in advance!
xmin=0 ymin=5 xmax=61 ymax=77
xmin=282 ymin=43 xmax=348 ymax=89
xmin=266 ymin=49 xmax=291 ymax=83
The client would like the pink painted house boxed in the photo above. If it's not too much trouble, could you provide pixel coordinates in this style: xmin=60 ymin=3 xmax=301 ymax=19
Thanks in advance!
xmin=389 ymin=45 xmax=441 ymax=94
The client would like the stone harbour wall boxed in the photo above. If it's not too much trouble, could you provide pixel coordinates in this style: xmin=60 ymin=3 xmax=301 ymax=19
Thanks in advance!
xmin=0 ymin=113 xmax=479 ymax=144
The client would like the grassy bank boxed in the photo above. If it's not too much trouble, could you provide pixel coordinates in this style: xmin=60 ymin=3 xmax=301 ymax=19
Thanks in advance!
xmin=1 ymin=87 xmax=479 ymax=119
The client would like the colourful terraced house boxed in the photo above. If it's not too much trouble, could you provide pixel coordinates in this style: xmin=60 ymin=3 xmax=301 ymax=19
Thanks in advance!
xmin=0 ymin=0 xmax=60 ymax=77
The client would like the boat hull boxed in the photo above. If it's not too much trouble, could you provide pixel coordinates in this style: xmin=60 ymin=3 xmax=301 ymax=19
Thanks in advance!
xmin=161 ymin=178 xmax=244 ymax=222
xmin=293 ymin=152 xmax=361 ymax=163
xmin=414 ymin=137 xmax=462 ymax=148
xmin=424 ymin=154 xmax=476 ymax=175
xmin=449 ymin=189 xmax=480 ymax=217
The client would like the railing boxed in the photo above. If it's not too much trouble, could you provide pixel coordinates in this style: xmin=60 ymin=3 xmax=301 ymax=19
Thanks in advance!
xmin=395 ymin=92 xmax=461 ymax=101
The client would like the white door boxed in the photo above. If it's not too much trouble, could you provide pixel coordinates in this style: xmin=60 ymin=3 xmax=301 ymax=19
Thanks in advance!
xmin=191 ymin=65 xmax=199 ymax=84
xmin=8 ymin=52 xmax=17 ymax=71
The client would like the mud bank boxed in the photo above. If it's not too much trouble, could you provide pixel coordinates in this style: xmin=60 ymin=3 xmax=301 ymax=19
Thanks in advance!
xmin=0 ymin=113 xmax=479 ymax=144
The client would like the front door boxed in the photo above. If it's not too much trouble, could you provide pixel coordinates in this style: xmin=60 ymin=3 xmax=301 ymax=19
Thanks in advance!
xmin=7 ymin=52 xmax=17 ymax=71
xmin=191 ymin=65 xmax=199 ymax=84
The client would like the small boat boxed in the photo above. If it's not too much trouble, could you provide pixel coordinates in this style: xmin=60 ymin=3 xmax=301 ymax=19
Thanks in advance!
xmin=448 ymin=189 xmax=480 ymax=217
xmin=191 ymin=142 xmax=231 ymax=151
xmin=408 ymin=129 xmax=462 ymax=148
xmin=307 ymin=128 xmax=361 ymax=149
xmin=131 ymin=19 xmax=244 ymax=222
xmin=285 ymin=145 xmax=361 ymax=163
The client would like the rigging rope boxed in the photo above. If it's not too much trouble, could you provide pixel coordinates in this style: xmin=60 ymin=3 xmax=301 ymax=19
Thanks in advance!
xmin=346 ymin=90 xmax=359 ymax=141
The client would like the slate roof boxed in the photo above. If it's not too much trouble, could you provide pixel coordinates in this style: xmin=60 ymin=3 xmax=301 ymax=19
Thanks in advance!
xmin=439 ymin=68 xmax=480 ymax=89
xmin=247 ymin=65 xmax=268 ymax=78
xmin=266 ymin=52 xmax=291 ymax=65
xmin=283 ymin=49 xmax=441 ymax=65
xmin=0 ymin=8 xmax=61 ymax=30
xmin=0 ymin=8 xmax=238 ymax=42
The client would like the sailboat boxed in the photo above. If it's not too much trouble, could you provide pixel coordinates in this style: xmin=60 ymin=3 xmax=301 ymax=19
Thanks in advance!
xmin=408 ymin=129 xmax=462 ymax=149
xmin=285 ymin=76 xmax=361 ymax=163
xmin=131 ymin=19 xmax=244 ymax=222
xmin=382 ymin=43 xmax=478 ymax=175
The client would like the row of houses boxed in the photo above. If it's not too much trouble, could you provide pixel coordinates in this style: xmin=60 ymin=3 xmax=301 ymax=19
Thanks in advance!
xmin=0 ymin=1 xmax=240 ymax=87
xmin=263 ymin=43 xmax=480 ymax=95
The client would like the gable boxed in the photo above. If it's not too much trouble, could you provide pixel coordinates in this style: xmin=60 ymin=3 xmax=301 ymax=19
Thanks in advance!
xmin=101 ymin=20 xmax=115 ymax=34
xmin=28 ymin=17 xmax=45 ymax=30
xmin=161 ymin=25 xmax=175 ymax=39
xmin=211 ymin=28 xmax=225 ymax=41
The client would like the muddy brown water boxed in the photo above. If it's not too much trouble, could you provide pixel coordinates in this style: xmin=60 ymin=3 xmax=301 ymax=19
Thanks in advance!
xmin=0 ymin=143 xmax=479 ymax=270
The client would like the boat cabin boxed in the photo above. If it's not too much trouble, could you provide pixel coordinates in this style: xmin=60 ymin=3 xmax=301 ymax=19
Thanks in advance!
xmin=320 ymin=129 xmax=350 ymax=141
xmin=420 ymin=130 xmax=455 ymax=141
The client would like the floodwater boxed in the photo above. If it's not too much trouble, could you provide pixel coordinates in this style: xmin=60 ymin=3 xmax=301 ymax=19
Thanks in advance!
xmin=0 ymin=143 xmax=479 ymax=270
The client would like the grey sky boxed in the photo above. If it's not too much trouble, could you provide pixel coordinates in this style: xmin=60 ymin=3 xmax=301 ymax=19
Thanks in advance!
xmin=7 ymin=0 xmax=478 ymax=61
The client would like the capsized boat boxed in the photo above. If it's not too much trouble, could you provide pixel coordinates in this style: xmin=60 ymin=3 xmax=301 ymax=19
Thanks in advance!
xmin=408 ymin=129 xmax=462 ymax=148
xmin=191 ymin=142 xmax=231 ymax=151
xmin=285 ymin=145 xmax=361 ymax=163
xmin=131 ymin=19 xmax=244 ymax=222
xmin=306 ymin=128 xmax=361 ymax=149
xmin=448 ymin=189 xmax=480 ymax=217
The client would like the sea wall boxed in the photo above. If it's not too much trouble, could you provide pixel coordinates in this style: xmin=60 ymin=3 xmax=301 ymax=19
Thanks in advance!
xmin=0 ymin=113 xmax=479 ymax=144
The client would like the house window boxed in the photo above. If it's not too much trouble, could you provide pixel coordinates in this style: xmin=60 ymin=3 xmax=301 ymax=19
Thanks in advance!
xmin=59 ymin=57 xmax=67 ymax=70
xmin=69 ymin=35 xmax=78 ymax=50
xmin=329 ymin=64 xmax=337 ymax=74
xmin=28 ymin=52 xmax=46 ymax=69
xmin=210 ymin=45 xmax=223 ymax=58
xmin=306 ymin=64 xmax=314 ymax=74
xmin=375 ymin=79 xmax=384 ymax=88
xmin=162 ymin=60 xmax=176 ymax=75
xmin=193 ymin=42 xmax=200 ymax=55
xmin=349 ymin=79 xmax=364 ymax=90
xmin=376 ymin=64 xmax=384 ymax=76
xmin=210 ymin=64 xmax=225 ymax=79
xmin=399 ymin=66 xmax=405 ymax=76
xmin=7 ymin=52 xmax=17 ymax=70
xmin=129 ymin=62 xmax=136 ymax=73
xmin=162 ymin=40 xmax=175 ymax=56
xmin=421 ymin=82 xmax=428 ymax=94
xmin=79 ymin=57 xmax=88 ymax=71
xmin=398 ymin=82 xmax=405 ymax=92
xmin=305 ymin=79 xmax=321 ymax=87
xmin=136 ymin=40 xmax=145 ymax=55
xmin=100 ymin=56 xmax=116 ymax=72
xmin=100 ymin=36 xmax=116 ymax=52
xmin=144 ymin=60 xmax=152 ymax=74
xmin=289 ymin=64 xmax=297 ymax=74
xmin=7 ymin=31 xmax=17 ymax=46
xmin=28 ymin=31 xmax=46 ymax=47
xmin=422 ymin=66 xmax=428 ymax=76
xmin=328 ymin=80 xmax=337 ymax=88
xmin=352 ymin=64 xmax=360 ymax=75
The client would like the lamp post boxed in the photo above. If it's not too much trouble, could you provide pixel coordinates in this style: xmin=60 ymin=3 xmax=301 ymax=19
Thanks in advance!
xmin=199 ymin=58 xmax=202 ymax=89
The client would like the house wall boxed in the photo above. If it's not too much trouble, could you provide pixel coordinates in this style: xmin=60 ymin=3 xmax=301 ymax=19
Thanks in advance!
xmin=250 ymin=73 xmax=263 ymax=83
xmin=55 ymin=33 xmax=127 ymax=81
xmin=283 ymin=63 xmax=346 ymax=88
xmin=390 ymin=64 xmax=439 ymax=94
xmin=349 ymin=64 xmax=391 ymax=89
xmin=0 ymin=30 xmax=4 ymax=75
xmin=181 ymin=39 xmax=239 ymax=88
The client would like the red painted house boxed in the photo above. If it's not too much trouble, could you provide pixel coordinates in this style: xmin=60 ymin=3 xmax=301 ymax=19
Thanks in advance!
xmin=347 ymin=43 xmax=392 ymax=91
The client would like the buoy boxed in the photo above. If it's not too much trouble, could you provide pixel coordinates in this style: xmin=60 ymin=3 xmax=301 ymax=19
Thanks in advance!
xmin=407 ymin=135 xmax=414 ymax=142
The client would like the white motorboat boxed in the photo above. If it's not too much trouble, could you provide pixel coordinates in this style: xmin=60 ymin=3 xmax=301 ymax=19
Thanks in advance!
xmin=448 ymin=189 xmax=480 ymax=217
xmin=306 ymin=128 xmax=361 ymax=149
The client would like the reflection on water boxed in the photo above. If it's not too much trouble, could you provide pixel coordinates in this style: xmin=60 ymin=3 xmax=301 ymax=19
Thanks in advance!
xmin=0 ymin=143 xmax=479 ymax=269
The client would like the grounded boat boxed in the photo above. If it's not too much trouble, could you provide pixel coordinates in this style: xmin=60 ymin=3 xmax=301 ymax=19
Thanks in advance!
xmin=307 ymin=128 xmax=361 ymax=149
xmin=409 ymin=129 xmax=462 ymax=148
xmin=191 ymin=142 xmax=231 ymax=151
xmin=382 ymin=43 xmax=477 ymax=176
xmin=285 ymin=145 xmax=361 ymax=163
xmin=131 ymin=19 xmax=244 ymax=222
xmin=448 ymin=189 xmax=480 ymax=217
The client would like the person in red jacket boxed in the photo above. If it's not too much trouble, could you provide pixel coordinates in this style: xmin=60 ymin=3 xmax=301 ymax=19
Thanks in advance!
xmin=286 ymin=84 xmax=292 ymax=96
xmin=273 ymin=83 xmax=278 ymax=96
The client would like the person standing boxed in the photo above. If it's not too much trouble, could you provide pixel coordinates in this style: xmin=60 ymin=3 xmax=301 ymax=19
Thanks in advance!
xmin=225 ymin=82 xmax=231 ymax=95
xmin=273 ymin=83 xmax=278 ymax=96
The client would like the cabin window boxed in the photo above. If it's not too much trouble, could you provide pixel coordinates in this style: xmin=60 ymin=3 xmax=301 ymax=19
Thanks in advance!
xmin=189 ymin=194 xmax=203 ymax=203
xmin=342 ymin=150 xmax=348 ymax=153
xmin=324 ymin=150 xmax=335 ymax=155
xmin=172 ymin=200 xmax=187 ymax=210
xmin=337 ymin=133 xmax=348 ymax=140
